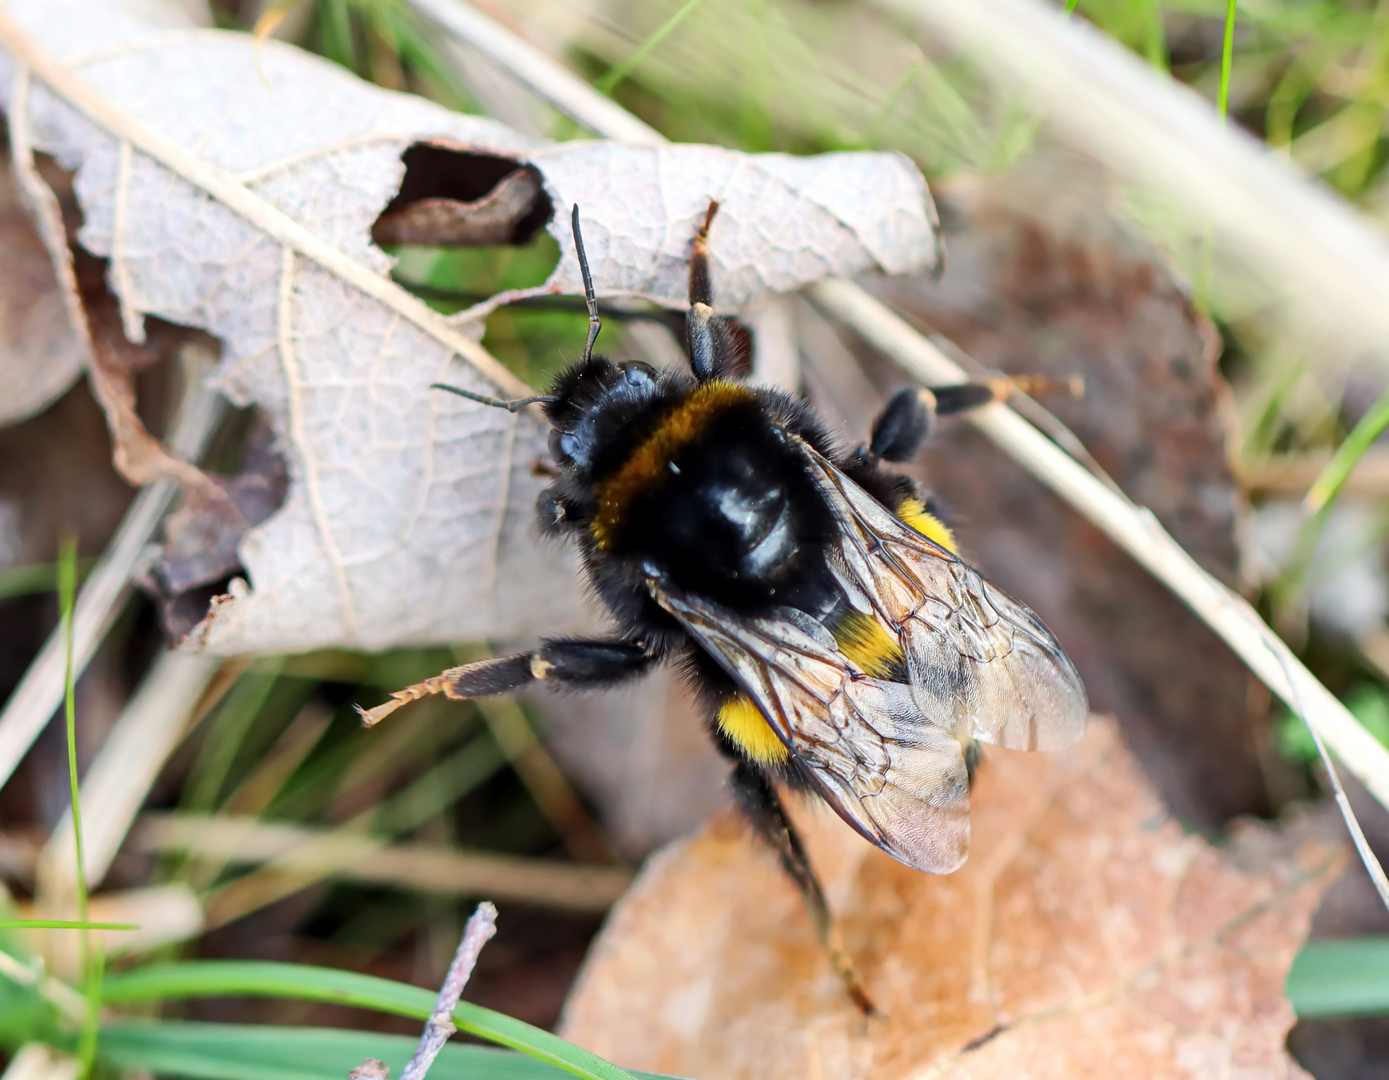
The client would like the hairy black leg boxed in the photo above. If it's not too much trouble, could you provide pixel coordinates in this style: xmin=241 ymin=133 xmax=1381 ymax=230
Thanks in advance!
xmin=357 ymin=638 xmax=658 ymax=727
xmin=866 ymin=376 xmax=1084 ymax=463
xmin=686 ymin=200 xmax=728 ymax=382
xmin=728 ymin=759 xmax=878 ymax=1015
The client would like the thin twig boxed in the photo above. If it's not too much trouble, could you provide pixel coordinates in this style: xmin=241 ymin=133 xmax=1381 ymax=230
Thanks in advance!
xmin=810 ymin=278 xmax=1389 ymax=813
xmin=402 ymin=902 xmax=497 ymax=1080
xmin=407 ymin=0 xmax=660 ymax=143
xmin=403 ymin=0 xmax=1389 ymax=818
xmin=346 ymin=902 xmax=498 ymax=1080
xmin=1269 ymin=642 xmax=1389 ymax=913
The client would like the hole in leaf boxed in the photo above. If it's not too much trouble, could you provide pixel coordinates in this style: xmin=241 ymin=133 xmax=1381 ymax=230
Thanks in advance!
xmin=138 ymin=413 xmax=290 ymax=645
xmin=372 ymin=144 xmax=552 ymax=248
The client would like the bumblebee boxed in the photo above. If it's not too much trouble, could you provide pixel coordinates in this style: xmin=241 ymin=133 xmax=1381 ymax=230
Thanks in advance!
xmin=361 ymin=202 xmax=1088 ymax=1010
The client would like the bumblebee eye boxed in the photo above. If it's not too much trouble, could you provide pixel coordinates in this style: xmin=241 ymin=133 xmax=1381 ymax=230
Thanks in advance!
xmin=621 ymin=361 xmax=655 ymax=386
xmin=548 ymin=428 xmax=568 ymax=463
xmin=559 ymin=431 xmax=584 ymax=463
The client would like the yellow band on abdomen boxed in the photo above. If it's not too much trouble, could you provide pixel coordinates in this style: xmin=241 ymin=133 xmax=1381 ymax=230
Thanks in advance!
xmin=896 ymin=496 xmax=956 ymax=553
xmin=717 ymin=694 xmax=789 ymax=764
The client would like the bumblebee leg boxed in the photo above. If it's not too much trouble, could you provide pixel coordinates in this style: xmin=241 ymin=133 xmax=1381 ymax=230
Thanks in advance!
xmin=357 ymin=638 xmax=658 ymax=727
xmin=728 ymin=760 xmax=878 ymax=1015
xmin=686 ymin=200 xmax=727 ymax=382
xmin=867 ymin=376 xmax=1084 ymax=463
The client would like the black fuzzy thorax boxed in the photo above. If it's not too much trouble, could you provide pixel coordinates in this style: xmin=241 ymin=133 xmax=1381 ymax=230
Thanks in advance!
xmin=539 ymin=359 xmax=859 ymax=638
xmin=613 ymin=398 xmax=840 ymax=612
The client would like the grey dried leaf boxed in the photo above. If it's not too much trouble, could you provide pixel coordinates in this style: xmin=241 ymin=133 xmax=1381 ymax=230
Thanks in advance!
xmin=0 ymin=0 xmax=939 ymax=653
xmin=515 ymin=143 xmax=941 ymax=312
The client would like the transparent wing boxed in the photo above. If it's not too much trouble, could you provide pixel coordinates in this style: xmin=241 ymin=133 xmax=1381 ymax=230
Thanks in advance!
xmin=649 ymin=579 xmax=970 ymax=874
xmin=805 ymin=449 xmax=1089 ymax=753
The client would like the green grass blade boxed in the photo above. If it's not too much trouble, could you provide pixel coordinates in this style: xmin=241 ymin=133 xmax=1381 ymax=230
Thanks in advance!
xmin=78 ymin=942 xmax=103 ymax=1073
xmin=98 ymin=1021 xmax=677 ymax=1080
xmin=0 ymin=922 xmax=137 ymax=931
xmin=594 ymin=0 xmax=703 ymax=97
xmin=1305 ymin=382 xmax=1389 ymax=514
xmin=317 ymin=0 xmax=358 ymax=71
xmin=57 ymin=536 xmax=100 ymax=1078
xmin=103 ymin=961 xmax=638 ymax=1080
xmin=1218 ymin=0 xmax=1237 ymax=119
xmin=58 ymin=537 xmax=87 ymax=926
xmin=1287 ymin=938 xmax=1389 ymax=1018
xmin=1271 ymin=381 xmax=1389 ymax=609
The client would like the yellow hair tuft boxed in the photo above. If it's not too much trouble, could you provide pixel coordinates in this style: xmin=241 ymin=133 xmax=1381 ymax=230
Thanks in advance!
xmin=717 ymin=695 xmax=788 ymax=764
xmin=832 ymin=610 xmax=903 ymax=678
xmin=896 ymin=497 xmax=957 ymax=553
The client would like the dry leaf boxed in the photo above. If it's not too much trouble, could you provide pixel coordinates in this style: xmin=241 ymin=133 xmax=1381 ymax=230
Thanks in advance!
xmin=139 ymin=417 xmax=289 ymax=642
xmin=0 ymin=0 xmax=939 ymax=653
xmin=560 ymin=718 xmax=1343 ymax=1079
xmin=0 ymin=137 xmax=87 ymax=425
xmin=0 ymin=1 xmax=207 ymax=425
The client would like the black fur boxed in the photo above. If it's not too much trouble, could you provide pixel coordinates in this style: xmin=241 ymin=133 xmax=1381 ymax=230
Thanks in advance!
xmin=537 ymin=638 xmax=656 ymax=685
xmin=870 ymin=385 xmax=933 ymax=462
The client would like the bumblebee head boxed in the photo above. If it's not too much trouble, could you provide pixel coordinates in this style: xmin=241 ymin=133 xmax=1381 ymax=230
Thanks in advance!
xmin=542 ymin=357 xmax=663 ymax=474
xmin=429 ymin=205 xmax=665 ymax=477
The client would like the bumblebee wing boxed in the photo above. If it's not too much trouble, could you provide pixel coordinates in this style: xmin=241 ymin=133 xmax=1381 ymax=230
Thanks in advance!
xmin=806 ymin=449 xmax=1088 ymax=753
xmin=649 ymin=578 xmax=970 ymax=873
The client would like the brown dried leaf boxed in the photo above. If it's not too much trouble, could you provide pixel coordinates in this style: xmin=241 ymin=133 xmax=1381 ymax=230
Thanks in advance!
xmin=0 ymin=138 xmax=86 ymax=426
xmin=560 ymin=718 xmax=1343 ymax=1079
xmin=71 ymin=249 xmax=212 ymax=489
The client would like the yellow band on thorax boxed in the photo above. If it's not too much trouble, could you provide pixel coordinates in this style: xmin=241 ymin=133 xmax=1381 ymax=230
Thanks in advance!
xmin=590 ymin=381 xmax=756 ymax=550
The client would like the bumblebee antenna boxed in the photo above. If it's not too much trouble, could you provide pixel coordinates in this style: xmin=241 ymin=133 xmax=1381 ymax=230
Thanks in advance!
xmin=571 ymin=204 xmax=602 ymax=363
xmin=430 ymin=383 xmax=556 ymax=412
